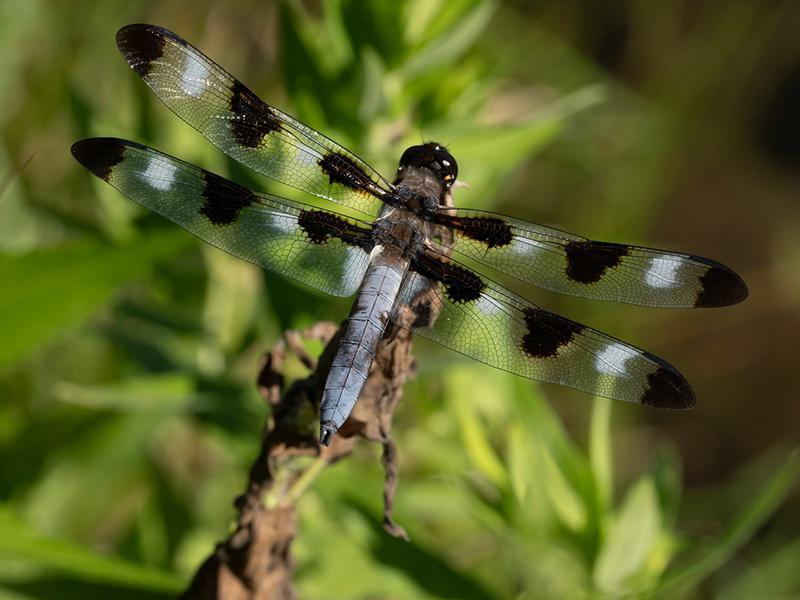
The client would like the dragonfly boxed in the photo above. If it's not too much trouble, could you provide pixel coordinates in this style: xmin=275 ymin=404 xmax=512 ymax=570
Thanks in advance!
xmin=72 ymin=24 xmax=748 ymax=446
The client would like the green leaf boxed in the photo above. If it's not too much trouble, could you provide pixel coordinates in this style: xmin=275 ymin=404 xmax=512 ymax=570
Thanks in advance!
xmin=0 ymin=507 xmax=183 ymax=593
xmin=507 ymin=422 xmax=531 ymax=503
xmin=718 ymin=535 xmax=800 ymax=599
xmin=446 ymin=368 xmax=508 ymax=489
xmin=52 ymin=373 xmax=197 ymax=413
xmin=0 ymin=229 xmax=190 ymax=370
xmin=351 ymin=500 xmax=496 ymax=600
xmin=594 ymin=476 xmax=662 ymax=594
xmin=589 ymin=396 xmax=613 ymax=515
xmin=539 ymin=442 xmax=587 ymax=533
xmin=400 ymin=1 xmax=497 ymax=77
xmin=509 ymin=381 xmax=599 ymax=533
xmin=200 ymin=246 xmax=262 ymax=356
xmin=651 ymin=448 xmax=683 ymax=528
xmin=660 ymin=449 xmax=800 ymax=594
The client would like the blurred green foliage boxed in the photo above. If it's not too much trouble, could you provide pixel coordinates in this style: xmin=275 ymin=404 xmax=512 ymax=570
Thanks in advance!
xmin=1 ymin=1 xmax=799 ymax=598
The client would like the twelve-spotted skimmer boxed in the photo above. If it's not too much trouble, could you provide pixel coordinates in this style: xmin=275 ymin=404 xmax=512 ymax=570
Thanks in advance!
xmin=72 ymin=25 xmax=747 ymax=446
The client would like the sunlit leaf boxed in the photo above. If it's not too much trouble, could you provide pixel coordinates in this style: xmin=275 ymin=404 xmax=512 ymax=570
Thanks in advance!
xmin=589 ymin=396 xmax=613 ymax=515
xmin=507 ymin=423 xmax=531 ymax=503
xmin=540 ymin=442 xmax=586 ymax=533
xmin=400 ymin=1 xmax=498 ymax=77
xmin=52 ymin=373 xmax=197 ymax=413
xmin=594 ymin=476 xmax=662 ymax=593
xmin=446 ymin=369 xmax=508 ymax=488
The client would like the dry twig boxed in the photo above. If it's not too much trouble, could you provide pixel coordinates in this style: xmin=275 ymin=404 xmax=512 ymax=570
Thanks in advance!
xmin=182 ymin=316 xmax=417 ymax=599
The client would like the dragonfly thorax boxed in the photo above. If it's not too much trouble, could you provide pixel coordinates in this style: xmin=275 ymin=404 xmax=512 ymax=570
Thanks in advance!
xmin=393 ymin=184 xmax=440 ymax=214
xmin=372 ymin=211 xmax=427 ymax=258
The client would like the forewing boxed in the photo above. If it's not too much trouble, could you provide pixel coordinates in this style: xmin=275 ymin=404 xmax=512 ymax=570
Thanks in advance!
xmin=71 ymin=138 xmax=373 ymax=297
xmin=393 ymin=251 xmax=695 ymax=408
xmin=115 ymin=24 xmax=391 ymax=216
xmin=435 ymin=208 xmax=748 ymax=308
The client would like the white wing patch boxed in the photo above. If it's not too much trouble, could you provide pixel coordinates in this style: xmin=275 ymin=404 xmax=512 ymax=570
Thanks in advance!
xmin=295 ymin=145 xmax=323 ymax=167
xmin=645 ymin=256 xmax=681 ymax=288
xmin=475 ymin=295 xmax=504 ymax=316
xmin=595 ymin=342 xmax=634 ymax=376
xmin=513 ymin=236 xmax=545 ymax=257
xmin=141 ymin=156 xmax=177 ymax=190
xmin=269 ymin=214 xmax=299 ymax=236
xmin=180 ymin=55 xmax=209 ymax=98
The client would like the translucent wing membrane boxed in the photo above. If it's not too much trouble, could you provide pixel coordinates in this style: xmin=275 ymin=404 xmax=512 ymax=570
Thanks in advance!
xmin=71 ymin=138 xmax=373 ymax=297
xmin=394 ymin=250 xmax=695 ymax=408
xmin=115 ymin=24 xmax=391 ymax=217
xmin=435 ymin=208 xmax=748 ymax=308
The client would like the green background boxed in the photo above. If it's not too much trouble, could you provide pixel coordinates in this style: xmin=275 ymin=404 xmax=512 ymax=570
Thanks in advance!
xmin=1 ymin=1 xmax=799 ymax=598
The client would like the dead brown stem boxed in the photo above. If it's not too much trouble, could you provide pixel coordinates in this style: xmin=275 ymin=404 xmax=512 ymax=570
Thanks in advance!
xmin=181 ymin=319 xmax=416 ymax=599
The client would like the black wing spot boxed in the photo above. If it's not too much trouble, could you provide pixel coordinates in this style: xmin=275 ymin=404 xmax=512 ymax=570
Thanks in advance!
xmin=411 ymin=299 xmax=433 ymax=328
xmin=229 ymin=80 xmax=282 ymax=148
xmin=640 ymin=362 xmax=695 ymax=409
xmin=443 ymin=265 xmax=485 ymax=303
xmin=564 ymin=241 xmax=629 ymax=284
xmin=199 ymin=171 xmax=257 ymax=225
xmin=71 ymin=138 xmax=126 ymax=182
xmin=694 ymin=264 xmax=749 ymax=307
xmin=297 ymin=209 xmax=373 ymax=250
xmin=520 ymin=308 xmax=583 ymax=358
xmin=461 ymin=217 xmax=514 ymax=248
xmin=411 ymin=254 xmax=486 ymax=304
xmin=116 ymin=25 xmax=167 ymax=78
xmin=318 ymin=153 xmax=374 ymax=192
xmin=436 ymin=215 xmax=513 ymax=249
xmin=298 ymin=209 xmax=337 ymax=244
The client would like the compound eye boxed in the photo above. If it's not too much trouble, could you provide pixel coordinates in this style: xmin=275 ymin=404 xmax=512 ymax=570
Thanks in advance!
xmin=398 ymin=145 xmax=426 ymax=169
xmin=437 ymin=153 xmax=458 ymax=187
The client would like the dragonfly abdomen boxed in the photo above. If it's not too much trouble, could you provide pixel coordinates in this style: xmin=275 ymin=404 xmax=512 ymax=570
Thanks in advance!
xmin=319 ymin=247 xmax=409 ymax=445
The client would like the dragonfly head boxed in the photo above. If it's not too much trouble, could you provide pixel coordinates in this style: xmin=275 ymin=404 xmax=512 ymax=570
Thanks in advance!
xmin=397 ymin=142 xmax=458 ymax=189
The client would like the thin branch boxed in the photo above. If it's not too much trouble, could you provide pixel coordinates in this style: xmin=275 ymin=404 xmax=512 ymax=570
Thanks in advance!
xmin=182 ymin=317 xmax=417 ymax=599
